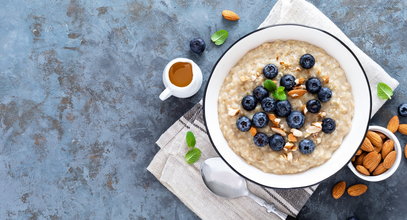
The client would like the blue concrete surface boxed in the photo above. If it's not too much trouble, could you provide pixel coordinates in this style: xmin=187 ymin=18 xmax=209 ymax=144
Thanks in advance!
xmin=0 ymin=0 xmax=405 ymax=219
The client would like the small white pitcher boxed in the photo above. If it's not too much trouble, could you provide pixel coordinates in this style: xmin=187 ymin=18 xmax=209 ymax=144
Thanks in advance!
xmin=159 ymin=58 xmax=203 ymax=101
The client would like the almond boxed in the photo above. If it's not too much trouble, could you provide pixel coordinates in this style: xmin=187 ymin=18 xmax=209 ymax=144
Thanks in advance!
xmin=355 ymin=152 xmax=366 ymax=165
xmin=363 ymin=151 xmax=381 ymax=172
xmin=290 ymin=129 xmax=303 ymax=137
xmin=268 ymin=113 xmax=276 ymax=121
xmin=222 ymin=10 xmax=240 ymax=21
xmin=321 ymin=75 xmax=329 ymax=83
xmin=377 ymin=132 xmax=387 ymax=140
xmin=347 ymin=184 xmax=368 ymax=197
xmin=295 ymin=78 xmax=305 ymax=85
xmin=351 ymin=156 xmax=356 ymax=162
xmin=405 ymin=144 xmax=407 ymax=159
xmin=356 ymin=149 xmax=362 ymax=156
xmin=356 ymin=165 xmax=370 ymax=176
xmin=373 ymin=163 xmax=388 ymax=176
xmin=374 ymin=144 xmax=382 ymax=153
xmin=271 ymin=127 xmax=287 ymax=136
xmin=383 ymin=151 xmax=396 ymax=169
xmin=398 ymin=124 xmax=407 ymax=135
xmin=331 ymin=181 xmax=346 ymax=199
xmin=387 ymin=116 xmax=399 ymax=133
xmin=288 ymin=133 xmax=297 ymax=142
xmin=366 ymin=131 xmax=383 ymax=148
xmin=360 ymin=138 xmax=374 ymax=152
xmin=249 ymin=127 xmax=257 ymax=136
xmin=287 ymin=89 xmax=307 ymax=98
xmin=381 ymin=139 xmax=394 ymax=159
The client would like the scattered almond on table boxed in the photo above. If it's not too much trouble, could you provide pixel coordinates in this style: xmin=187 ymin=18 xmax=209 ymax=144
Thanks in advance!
xmin=331 ymin=182 xmax=368 ymax=199
xmin=347 ymin=184 xmax=368 ymax=197
xmin=221 ymin=10 xmax=240 ymax=21
xmin=331 ymin=181 xmax=346 ymax=199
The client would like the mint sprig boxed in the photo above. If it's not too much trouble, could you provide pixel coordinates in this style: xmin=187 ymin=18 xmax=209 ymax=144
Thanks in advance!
xmin=211 ymin=29 xmax=229 ymax=46
xmin=184 ymin=131 xmax=201 ymax=164
xmin=377 ymin=82 xmax=393 ymax=100
xmin=273 ymin=86 xmax=287 ymax=100
xmin=263 ymin=80 xmax=277 ymax=92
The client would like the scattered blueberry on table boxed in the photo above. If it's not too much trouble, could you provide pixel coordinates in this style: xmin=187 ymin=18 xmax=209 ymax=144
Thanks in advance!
xmin=189 ymin=38 xmax=206 ymax=54
xmin=398 ymin=103 xmax=407 ymax=117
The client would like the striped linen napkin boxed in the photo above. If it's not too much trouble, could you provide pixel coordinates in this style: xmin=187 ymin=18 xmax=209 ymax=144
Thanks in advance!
xmin=148 ymin=0 xmax=399 ymax=219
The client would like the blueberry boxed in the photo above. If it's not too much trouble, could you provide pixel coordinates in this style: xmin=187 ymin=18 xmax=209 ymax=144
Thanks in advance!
xmin=287 ymin=111 xmax=305 ymax=129
xmin=253 ymin=132 xmax=269 ymax=147
xmin=306 ymin=99 xmax=321 ymax=113
xmin=398 ymin=103 xmax=407 ymax=117
xmin=236 ymin=116 xmax=252 ymax=132
xmin=189 ymin=38 xmax=206 ymax=54
xmin=347 ymin=217 xmax=359 ymax=220
xmin=299 ymin=54 xmax=315 ymax=69
xmin=263 ymin=64 xmax=278 ymax=79
xmin=252 ymin=112 xmax=269 ymax=128
xmin=261 ymin=97 xmax=276 ymax=113
xmin=253 ymin=86 xmax=269 ymax=101
xmin=318 ymin=87 xmax=332 ymax=102
xmin=322 ymin=118 xmax=336 ymax=133
xmin=299 ymin=139 xmax=316 ymax=154
xmin=305 ymin=77 xmax=322 ymax=94
xmin=275 ymin=100 xmax=292 ymax=117
xmin=241 ymin=95 xmax=257 ymax=111
xmin=280 ymin=74 xmax=296 ymax=91
xmin=269 ymin=134 xmax=285 ymax=151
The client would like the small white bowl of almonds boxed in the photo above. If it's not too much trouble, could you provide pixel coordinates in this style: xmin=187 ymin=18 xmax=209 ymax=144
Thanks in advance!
xmin=348 ymin=125 xmax=402 ymax=182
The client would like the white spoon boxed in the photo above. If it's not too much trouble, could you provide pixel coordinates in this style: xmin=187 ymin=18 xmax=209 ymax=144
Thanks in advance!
xmin=200 ymin=157 xmax=291 ymax=220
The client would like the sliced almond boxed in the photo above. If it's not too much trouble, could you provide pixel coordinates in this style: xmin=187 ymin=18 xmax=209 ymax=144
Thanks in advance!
xmin=301 ymin=105 xmax=308 ymax=114
xmin=356 ymin=165 xmax=370 ymax=176
xmin=381 ymin=139 xmax=394 ymax=159
xmin=373 ymin=163 xmax=388 ymax=176
xmin=288 ymin=133 xmax=297 ymax=142
xmin=286 ymin=152 xmax=293 ymax=161
xmin=268 ymin=113 xmax=276 ymax=121
xmin=321 ymin=75 xmax=329 ymax=83
xmin=318 ymin=111 xmax=327 ymax=118
xmin=383 ymin=151 xmax=396 ymax=169
xmin=290 ymin=128 xmax=303 ymax=137
xmin=366 ymin=131 xmax=383 ymax=148
xmin=272 ymin=127 xmax=287 ymax=136
xmin=360 ymin=138 xmax=374 ymax=152
xmin=272 ymin=118 xmax=281 ymax=127
xmin=312 ymin=121 xmax=322 ymax=128
xmin=387 ymin=116 xmax=399 ymax=133
xmin=295 ymin=78 xmax=305 ymax=85
xmin=363 ymin=151 xmax=381 ymax=172
xmin=287 ymin=89 xmax=307 ymax=98
xmin=227 ymin=107 xmax=240 ymax=116
xmin=398 ymin=124 xmax=407 ymax=135
xmin=306 ymin=125 xmax=321 ymax=134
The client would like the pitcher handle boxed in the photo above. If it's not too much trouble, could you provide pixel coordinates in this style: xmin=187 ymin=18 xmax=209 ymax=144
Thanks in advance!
xmin=159 ymin=88 xmax=172 ymax=101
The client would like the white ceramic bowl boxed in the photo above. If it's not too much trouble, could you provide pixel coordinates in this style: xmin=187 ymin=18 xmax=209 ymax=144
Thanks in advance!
xmin=203 ymin=24 xmax=372 ymax=188
xmin=348 ymin=126 xmax=402 ymax=182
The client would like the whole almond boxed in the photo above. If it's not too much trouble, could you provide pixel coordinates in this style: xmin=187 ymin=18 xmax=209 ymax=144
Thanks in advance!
xmin=355 ymin=152 xmax=366 ymax=165
xmin=377 ymin=132 xmax=387 ymax=140
xmin=356 ymin=149 xmax=362 ymax=156
xmin=398 ymin=124 xmax=407 ymax=135
xmin=351 ymin=156 xmax=356 ymax=162
xmin=373 ymin=163 xmax=388 ymax=176
xmin=356 ymin=165 xmax=370 ymax=176
xmin=222 ymin=10 xmax=240 ymax=21
xmin=363 ymin=151 xmax=381 ymax=172
xmin=287 ymin=89 xmax=307 ymax=98
xmin=381 ymin=139 xmax=394 ymax=159
xmin=331 ymin=181 xmax=346 ymax=199
xmin=405 ymin=144 xmax=407 ymax=159
xmin=387 ymin=116 xmax=399 ymax=133
xmin=347 ymin=184 xmax=368 ymax=197
xmin=366 ymin=131 xmax=383 ymax=148
xmin=374 ymin=145 xmax=382 ymax=153
xmin=383 ymin=151 xmax=397 ymax=169
xmin=360 ymin=138 xmax=374 ymax=152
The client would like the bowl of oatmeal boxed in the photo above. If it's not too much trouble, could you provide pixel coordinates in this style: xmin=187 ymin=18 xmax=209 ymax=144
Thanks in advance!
xmin=203 ymin=24 xmax=371 ymax=188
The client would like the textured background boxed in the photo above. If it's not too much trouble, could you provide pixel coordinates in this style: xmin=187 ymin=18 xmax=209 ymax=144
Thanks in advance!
xmin=0 ymin=0 xmax=406 ymax=219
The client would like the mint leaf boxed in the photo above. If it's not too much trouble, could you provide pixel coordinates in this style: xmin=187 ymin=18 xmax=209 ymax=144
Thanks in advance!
xmin=377 ymin=82 xmax=393 ymax=100
xmin=185 ymin=148 xmax=201 ymax=164
xmin=186 ymin=131 xmax=196 ymax=148
xmin=273 ymin=86 xmax=287 ymax=100
xmin=263 ymin=80 xmax=277 ymax=92
xmin=211 ymin=29 xmax=228 ymax=45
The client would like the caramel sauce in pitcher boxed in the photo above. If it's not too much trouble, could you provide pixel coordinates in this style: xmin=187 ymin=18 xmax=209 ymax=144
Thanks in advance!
xmin=169 ymin=62 xmax=193 ymax=87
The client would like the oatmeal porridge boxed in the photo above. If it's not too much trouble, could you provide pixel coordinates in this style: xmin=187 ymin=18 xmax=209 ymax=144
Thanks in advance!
xmin=217 ymin=40 xmax=354 ymax=174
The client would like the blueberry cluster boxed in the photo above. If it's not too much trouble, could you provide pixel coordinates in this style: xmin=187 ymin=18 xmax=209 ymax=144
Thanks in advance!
xmin=235 ymin=54 xmax=337 ymax=155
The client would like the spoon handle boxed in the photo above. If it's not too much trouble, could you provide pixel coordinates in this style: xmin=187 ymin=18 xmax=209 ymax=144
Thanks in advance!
xmin=247 ymin=192 xmax=288 ymax=220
